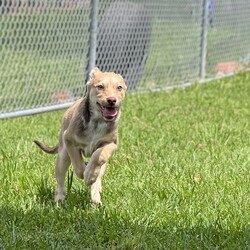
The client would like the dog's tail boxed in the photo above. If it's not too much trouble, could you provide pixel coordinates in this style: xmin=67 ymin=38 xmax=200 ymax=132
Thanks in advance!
xmin=33 ymin=140 xmax=58 ymax=154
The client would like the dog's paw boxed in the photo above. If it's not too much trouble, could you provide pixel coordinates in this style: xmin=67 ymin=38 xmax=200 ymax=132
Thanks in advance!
xmin=91 ymin=191 xmax=102 ymax=205
xmin=84 ymin=174 xmax=96 ymax=186
xmin=84 ymin=167 xmax=100 ymax=186
xmin=91 ymin=181 xmax=102 ymax=205
xmin=91 ymin=193 xmax=102 ymax=205
xmin=54 ymin=193 xmax=66 ymax=203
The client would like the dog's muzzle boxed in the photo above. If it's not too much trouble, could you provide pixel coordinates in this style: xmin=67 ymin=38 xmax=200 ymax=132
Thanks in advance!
xmin=97 ymin=102 xmax=119 ymax=121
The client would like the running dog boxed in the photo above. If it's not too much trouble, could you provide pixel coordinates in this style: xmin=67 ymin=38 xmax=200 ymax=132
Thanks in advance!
xmin=34 ymin=67 xmax=127 ymax=205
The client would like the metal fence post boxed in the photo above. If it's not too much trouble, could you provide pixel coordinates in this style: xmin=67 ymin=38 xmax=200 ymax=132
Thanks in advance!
xmin=200 ymin=0 xmax=209 ymax=80
xmin=85 ymin=0 xmax=99 ymax=82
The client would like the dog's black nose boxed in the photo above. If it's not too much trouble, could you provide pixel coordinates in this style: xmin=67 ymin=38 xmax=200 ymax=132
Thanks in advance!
xmin=107 ymin=97 xmax=117 ymax=106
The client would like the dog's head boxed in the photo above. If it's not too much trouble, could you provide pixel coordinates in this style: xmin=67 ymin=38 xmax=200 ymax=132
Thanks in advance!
xmin=85 ymin=67 xmax=127 ymax=121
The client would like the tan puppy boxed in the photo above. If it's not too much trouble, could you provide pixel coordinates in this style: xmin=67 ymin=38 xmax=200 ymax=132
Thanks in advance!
xmin=34 ymin=67 xmax=127 ymax=205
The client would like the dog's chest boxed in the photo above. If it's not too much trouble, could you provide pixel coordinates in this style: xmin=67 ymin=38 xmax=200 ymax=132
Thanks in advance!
xmin=79 ymin=121 xmax=114 ymax=157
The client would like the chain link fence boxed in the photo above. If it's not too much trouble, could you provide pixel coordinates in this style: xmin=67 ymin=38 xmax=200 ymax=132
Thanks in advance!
xmin=0 ymin=0 xmax=250 ymax=119
xmin=206 ymin=0 xmax=250 ymax=75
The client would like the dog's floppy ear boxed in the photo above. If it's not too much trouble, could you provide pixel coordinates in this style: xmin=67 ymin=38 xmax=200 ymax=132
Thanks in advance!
xmin=84 ymin=67 xmax=102 ymax=97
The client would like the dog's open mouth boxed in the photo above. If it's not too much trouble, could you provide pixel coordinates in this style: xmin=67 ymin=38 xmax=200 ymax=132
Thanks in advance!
xmin=97 ymin=103 xmax=118 ymax=120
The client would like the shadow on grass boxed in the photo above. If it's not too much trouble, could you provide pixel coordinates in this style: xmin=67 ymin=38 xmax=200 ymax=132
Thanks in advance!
xmin=1 ymin=164 xmax=249 ymax=249
xmin=36 ymin=174 xmax=91 ymax=210
xmin=0 ymin=203 xmax=249 ymax=249
xmin=1 ymin=172 xmax=247 ymax=249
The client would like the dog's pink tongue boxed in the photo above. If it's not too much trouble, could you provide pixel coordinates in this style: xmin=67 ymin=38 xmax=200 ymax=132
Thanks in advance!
xmin=103 ymin=107 xmax=118 ymax=119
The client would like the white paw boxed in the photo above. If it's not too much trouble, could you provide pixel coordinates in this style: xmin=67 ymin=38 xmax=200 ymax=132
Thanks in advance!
xmin=91 ymin=193 xmax=102 ymax=205
xmin=54 ymin=192 xmax=66 ymax=203
xmin=91 ymin=182 xmax=102 ymax=205
xmin=91 ymin=191 xmax=102 ymax=205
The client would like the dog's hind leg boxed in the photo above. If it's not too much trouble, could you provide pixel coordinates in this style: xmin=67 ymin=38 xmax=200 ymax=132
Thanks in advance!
xmin=90 ymin=163 xmax=107 ymax=205
xmin=65 ymin=144 xmax=86 ymax=179
xmin=54 ymin=146 xmax=71 ymax=203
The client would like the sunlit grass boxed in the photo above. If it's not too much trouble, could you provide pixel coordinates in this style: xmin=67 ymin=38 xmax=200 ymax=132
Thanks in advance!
xmin=0 ymin=72 xmax=250 ymax=249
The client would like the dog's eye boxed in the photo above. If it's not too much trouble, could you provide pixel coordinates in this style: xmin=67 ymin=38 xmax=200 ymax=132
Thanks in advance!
xmin=117 ymin=85 xmax=123 ymax=91
xmin=96 ymin=85 xmax=104 ymax=90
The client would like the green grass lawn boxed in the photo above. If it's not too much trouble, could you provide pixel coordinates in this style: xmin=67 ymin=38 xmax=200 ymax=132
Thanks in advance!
xmin=0 ymin=73 xmax=250 ymax=249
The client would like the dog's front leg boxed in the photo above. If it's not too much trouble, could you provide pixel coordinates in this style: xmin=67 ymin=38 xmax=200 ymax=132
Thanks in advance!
xmin=84 ymin=143 xmax=117 ymax=187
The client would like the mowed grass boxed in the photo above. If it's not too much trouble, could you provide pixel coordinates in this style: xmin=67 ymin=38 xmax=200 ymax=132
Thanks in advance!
xmin=0 ymin=73 xmax=250 ymax=249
